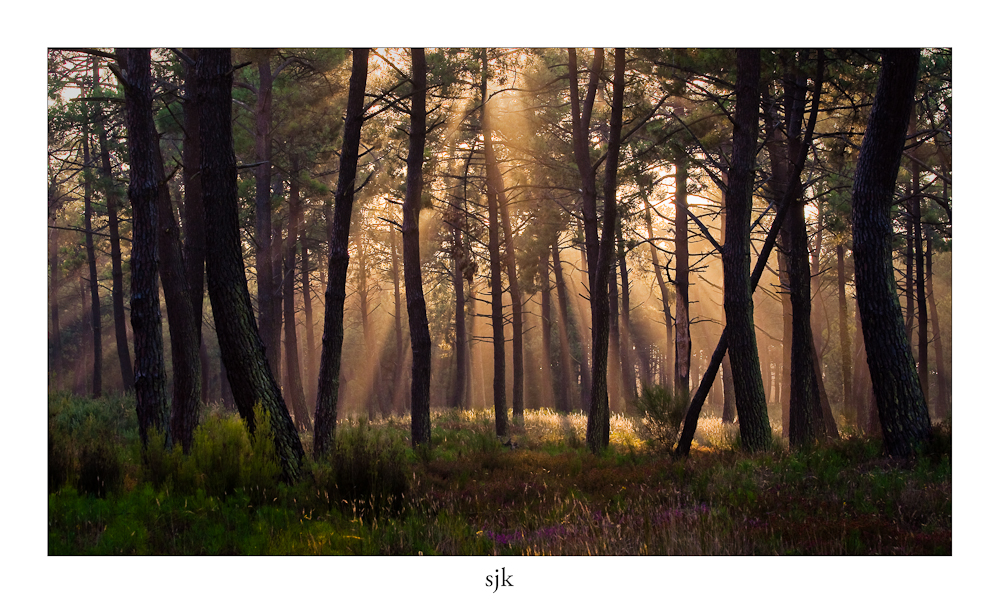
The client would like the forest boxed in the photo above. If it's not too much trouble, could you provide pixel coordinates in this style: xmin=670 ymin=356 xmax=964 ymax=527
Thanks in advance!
xmin=46 ymin=47 xmax=951 ymax=560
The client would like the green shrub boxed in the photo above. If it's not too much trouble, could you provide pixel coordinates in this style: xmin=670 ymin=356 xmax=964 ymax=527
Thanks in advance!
xmin=629 ymin=385 xmax=686 ymax=451
xmin=321 ymin=418 xmax=410 ymax=518
xmin=77 ymin=438 xmax=124 ymax=498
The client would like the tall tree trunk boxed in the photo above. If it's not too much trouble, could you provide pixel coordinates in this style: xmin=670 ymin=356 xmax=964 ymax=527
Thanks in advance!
xmin=722 ymin=49 xmax=770 ymax=452
xmin=480 ymin=56 xmax=508 ymax=436
xmin=404 ymin=48 xmax=432 ymax=447
xmin=81 ymin=100 xmax=102 ymax=398
xmin=197 ymin=47 xmax=304 ymax=481
xmin=93 ymin=63 xmax=133 ymax=392
xmin=836 ymin=243 xmax=854 ymax=424
xmin=644 ymin=192 xmax=673 ymax=392
xmin=912 ymin=167 xmax=929 ymax=398
xmin=674 ymin=157 xmax=691 ymax=404
xmin=608 ymin=243 xmax=623 ymax=411
xmin=539 ymin=250 xmax=555 ymax=410
xmin=120 ymin=48 xmax=168 ymax=448
xmin=182 ymin=48 xmax=209 ymax=407
xmin=552 ymin=243 xmax=575 ymax=413
xmin=584 ymin=48 xmax=625 ymax=453
xmin=314 ymin=48 xmax=369 ymax=458
xmin=449 ymin=223 xmax=468 ymax=410
xmin=390 ymin=225 xmax=407 ymax=415
xmin=284 ymin=163 xmax=311 ymax=431
xmin=719 ymin=200 xmax=736 ymax=423
xmin=851 ymin=49 xmax=930 ymax=457
xmin=254 ymin=57 xmax=279 ymax=376
xmin=925 ymin=237 xmax=949 ymax=418
xmin=49 ymin=223 xmax=62 ymax=383
xmin=301 ymin=238 xmax=317 ymax=407
xmin=481 ymin=61 xmax=523 ymax=425
xmin=617 ymin=223 xmax=638 ymax=401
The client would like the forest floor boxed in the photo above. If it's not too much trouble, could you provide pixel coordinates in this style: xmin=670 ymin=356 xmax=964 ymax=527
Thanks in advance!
xmin=48 ymin=392 xmax=951 ymax=555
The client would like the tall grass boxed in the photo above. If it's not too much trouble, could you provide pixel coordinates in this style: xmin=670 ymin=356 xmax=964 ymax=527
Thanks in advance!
xmin=48 ymin=392 xmax=951 ymax=555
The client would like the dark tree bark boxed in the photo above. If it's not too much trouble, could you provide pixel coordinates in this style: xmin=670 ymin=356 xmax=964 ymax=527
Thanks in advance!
xmin=552 ymin=243 xmax=575 ymax=413
xmin=284 ymin=162 xmax=311 ymax=431
xmin=851 ymin=48 xmax=930 ymax=457
xmin=674 ymin=157 xmax=691 ymax=404
xmin=81 ymin=94 xmax=102 ymax=398
xmin=49 ymin=223 xmax=62 ymax=381
xmin=449 ymin=223 xmax=468 ymax=410
xmin=182 ymin=48 xmax=207 ymax=355
xmin=608 ymin=240 xmax=623 ymax=410
xmin=120 ymin=48 xmax=169 ymax=448
xmin=584 ymin=48 xmax=625 ymax=453
xmin=719 ymin=199 xmax=736 ymax=424
xmin=141 ymin=90 xmax=204 ymax=452
xmin=314 ymin=48 xmax=369 ymax=458
xmin=93 ymin=59 xmax=133 ymax=392
xmin=722 ymin=49 xmax=770 ymax=452
xmin=197 ymin=48 xmax=304 ymax=480
xmin=836 ymin=243 xmax=854 ymax=423
xmin=912 ymin=166 xmax=929 ymax=398
xmin=482 ymin=66 xmax=508 ymax=438
xmin=404 ymin=48 xmax=432 ymax=447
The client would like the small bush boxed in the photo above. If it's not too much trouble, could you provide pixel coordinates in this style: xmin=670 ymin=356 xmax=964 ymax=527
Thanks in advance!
xmin=322 ymin=418 xmax=410 ymax=518
xmin=629 ymin=385 xmax=686 ymax=451
xmin=77 ymin=438 xmax=124 ymax=498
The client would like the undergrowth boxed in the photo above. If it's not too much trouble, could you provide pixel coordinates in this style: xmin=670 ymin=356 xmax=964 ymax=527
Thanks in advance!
xmin=48 ymin=392 xmax=951 ymax=555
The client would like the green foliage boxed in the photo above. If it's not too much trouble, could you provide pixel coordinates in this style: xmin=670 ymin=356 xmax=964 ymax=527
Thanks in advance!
xmin=318 ymin=417 xmax=410 ymax=518
xmin=629 ymin=385 xmax=686 ymax=451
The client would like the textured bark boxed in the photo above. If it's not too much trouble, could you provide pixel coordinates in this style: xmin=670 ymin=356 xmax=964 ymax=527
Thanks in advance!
xmin=120 ymin=48 xmax=169 ymax=448
xmin=674 ymin=158 xmax=691 ymax=404
xmin=404 ymin=49 xmax=432 ymax=447
xmin=912 ymin=166 xmax=929 ymax=398
xmin=552 ymin=243 xmax=575 ymax=412
xmin=722 ymin=49 xmax=770 ymax=452
xmin=483 ymin=110 xmax=508 ymax=437
xmin=93 ymin=60 xmax=133 ymax=392
xmin=617 ymin=223 xmax=638 ymax=401
xmin=851 ymin=49 xmax=931 ymax=457
xmin=182 ymin=48 xmax=207 ymax=360
xmin=719 ymin=202 xmax=736 ymax=424
xmin=314 ymin=48 xmax=369 ymax=458
xmin=584 ymin=48 xmax=625 ymax=453
xmin=197 ymin=48 xmax=304 ymax=480
xmin=81 ymin=97 xmax=102 ymax=398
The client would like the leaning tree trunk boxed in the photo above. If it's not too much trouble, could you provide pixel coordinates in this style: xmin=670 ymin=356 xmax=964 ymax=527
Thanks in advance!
xmin=314 ymin=48 xmax=369 ymax=458
xmin=404 ymin=48 xmax=432 ymax=447
xmin=197 ymin=47 xmax=304 ymax=481
xmin=119 ymin=48 xmax=168 ymax=448
xmin=851 ymin=48 xmax=931 ymax=457
xmin=722 ymin=49 xmax=770 ymax=452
